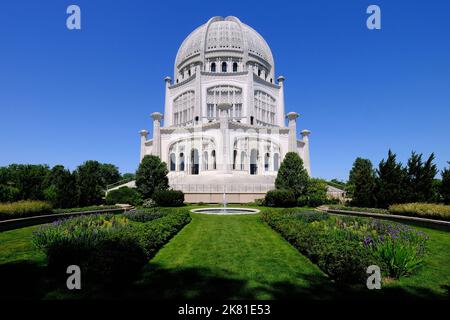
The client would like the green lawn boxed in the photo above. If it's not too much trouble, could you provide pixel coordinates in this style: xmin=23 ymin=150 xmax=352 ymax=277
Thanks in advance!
xmin=0 ymin=207 xmax=449 ymax=299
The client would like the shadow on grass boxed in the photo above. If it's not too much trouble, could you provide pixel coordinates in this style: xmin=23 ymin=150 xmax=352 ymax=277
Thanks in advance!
xmin=0 ymin=260 xmax=52 ymax=300
xmin=124 ymin=263 xmax=449 ymax=300
xmin=0 ymin=260 xmax=448 ymax=300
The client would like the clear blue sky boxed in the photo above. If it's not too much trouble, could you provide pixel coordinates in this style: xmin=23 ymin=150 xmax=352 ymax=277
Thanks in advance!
xmin=1 ymin=0 xmax=449 ymax=180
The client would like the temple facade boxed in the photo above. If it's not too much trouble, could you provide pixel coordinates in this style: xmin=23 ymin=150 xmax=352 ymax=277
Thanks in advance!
xmin=139 ymin=16 xmax=311 ymax=203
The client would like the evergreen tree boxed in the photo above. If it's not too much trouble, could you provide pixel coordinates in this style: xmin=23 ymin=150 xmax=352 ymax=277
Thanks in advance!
xmin=420 ymin=153 xmax=438 ymax=202
xmin=441 ymin=162 xmax=450 ymax=204
xmin=75 ymin=160 xmax=105 ymax=206
xmin=346 ymin=158 xmax=376 ymax=207
xmin=405 ymin=152 xmax=438 ymax=203
xmin=44 ymin=165 xmax=77 ymax=208
xmin=135 ymin=155 xmax=169 ymax=199
xmin=375 ymin=150 xmax=407 ymax=208
xmin=274 ymin=152 xmax=309 ymax=198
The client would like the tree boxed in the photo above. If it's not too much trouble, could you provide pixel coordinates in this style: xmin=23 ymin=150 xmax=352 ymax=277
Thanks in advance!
xmin=99 ymin=163 xmax=121 ymax=188
xmin=135 ymin=155 xmax=169 ymax=199
xmin=405 ymin=152 xmax=438 ymax=203
xmin=375 ymin=150 xmax=407 ymax=208
xmin=43 ymin=165 xmax=77 ymax=208
xmin=441 ymin=162 xmax=450 ymax=204
xmin=298 ymin=178 xmax=328 ymax=207
xmin=75 ymin=160 xmax=105 ymax=206
xmin=105 ymin=186 xmax=142 ymax=206
xmin=274 ymin=152 xmax=309 ymax=198
xmin=0 ymin=164 xmax=50 ymax=201
xmin=122 ymin=173 xmax=135 ymax=181
xmin=346 ymin=158 xmax=376 ymax=207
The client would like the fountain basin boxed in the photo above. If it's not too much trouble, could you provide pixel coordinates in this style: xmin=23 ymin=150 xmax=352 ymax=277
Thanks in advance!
xmin=190 ymin=207 xmax=260 ymax=215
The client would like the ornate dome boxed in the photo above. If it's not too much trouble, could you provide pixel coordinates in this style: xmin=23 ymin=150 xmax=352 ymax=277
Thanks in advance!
xmin=174 ymin=16 xmax=274 ymax=76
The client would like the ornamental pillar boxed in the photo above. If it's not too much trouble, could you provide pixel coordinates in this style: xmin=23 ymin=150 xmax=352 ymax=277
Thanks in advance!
xmin=301 ymin=129 xmax=311 ymax=176
xmin=151 ymin=112 xmax=163 ymax=158
xmin=139 ymin=130 xmax=148 ymax=162
xmin=287 ymin=112 xmax=299 ymax=153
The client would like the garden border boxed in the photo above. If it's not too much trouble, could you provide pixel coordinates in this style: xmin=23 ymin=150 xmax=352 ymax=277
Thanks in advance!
xmin=0 ymin=207 xmax=132 ymax=232
xmin=318 ymin=206 xmax=450 ymax=229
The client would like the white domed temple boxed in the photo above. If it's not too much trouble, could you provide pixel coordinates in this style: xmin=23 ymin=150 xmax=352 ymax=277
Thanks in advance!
xmin=138 ymin=16 xmax=311 ymax=203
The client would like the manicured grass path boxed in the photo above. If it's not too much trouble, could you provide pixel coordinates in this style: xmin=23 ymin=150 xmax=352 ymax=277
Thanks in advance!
xmin=132 ymin=213 xmax=334 ymax=299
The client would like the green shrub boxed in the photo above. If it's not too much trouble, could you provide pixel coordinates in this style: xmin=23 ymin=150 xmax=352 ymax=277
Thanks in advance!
xmin=142 ymin=198 xmax=156 ymax=208
xmin=53 ymin=205 xmax=119 ymax=214
xmin=33 ymin=209 xmax=191 ymax=284
xmin=0 ymin=185 xmax=20 ymax=202
xmin=0 ymin=200 xmax=52 ymax=221
xmin=297 ymin=178 xmax=328 ymax=207
xmin=152 ymin=189 xmax=184 ymax=207
xmin=134 ymin=209 xmax=191 ymax=258
xmin=126 ymin=208 xmax=164 ymax=222
xmin=261 ymin=209 xmax=428 ymax=283
xmin=33 ymin=215 xmax=145 ymax=283
xmin=388 ymin=203 xmax=450 ymax=221
xmin=105 ymin=187 xmax=142 ymax=206
xmin=264 ymin=189 xmax=296 ymax=207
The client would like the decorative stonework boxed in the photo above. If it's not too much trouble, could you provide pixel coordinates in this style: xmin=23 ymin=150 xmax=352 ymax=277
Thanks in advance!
xmin=139 ymin=16 xmax=312 ymax=201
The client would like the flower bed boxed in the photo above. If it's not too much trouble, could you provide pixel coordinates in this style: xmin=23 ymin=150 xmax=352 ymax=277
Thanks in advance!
xmin=388 ymin=203 xmax=450 ymax=221
xmin=262 ymin=209 xmax=428 ymax=284
xmin=32 ymin=208 xmax=191 ymax=283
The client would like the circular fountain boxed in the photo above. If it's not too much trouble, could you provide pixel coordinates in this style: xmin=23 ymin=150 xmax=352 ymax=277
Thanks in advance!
xmin=190 ymin=207 xmax=260 ymax=215
xmin=190 ymin=190 xmax=260 ymax=215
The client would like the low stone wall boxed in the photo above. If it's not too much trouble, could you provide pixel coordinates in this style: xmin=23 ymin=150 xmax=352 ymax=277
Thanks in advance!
xmin=185 ymin=192 xmax=265 ymax=204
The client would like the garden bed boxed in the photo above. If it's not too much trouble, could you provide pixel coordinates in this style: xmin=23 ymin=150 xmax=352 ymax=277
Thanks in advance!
xmin=32 ymin=207 xmax=191 ymax=283
xmin=262 ymin=209 xmax=429 ymax=284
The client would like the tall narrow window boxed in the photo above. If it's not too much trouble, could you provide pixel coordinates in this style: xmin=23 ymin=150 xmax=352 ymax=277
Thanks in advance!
xmin=211 ymin=150 xmax=216 ymax=170
xmin=211 ymin=62 xmax=216 ymax=72
xmin=264 ymin=153 xmax=270 ymax=172
xmin=250 ymin=116 xmax=254 ymax=125
xmin=203 ymin=151 xmax=208 ymax=170
xmin=233 ymin=62 xmax=238 ymax=72
xmin=250 ymin=149 xmax=258 ymax=175
xmin=233 ymin=150 xmax=237 ymax=170
xmin=222 ymin=62 xmax=227 ymax=72
xmin=179 ymin=153 xmax=185 ymax=172
xmin=191 ymin=149 xmax=199 ymax=175
xmin=170 ymin=153 xmax=176 ymax=171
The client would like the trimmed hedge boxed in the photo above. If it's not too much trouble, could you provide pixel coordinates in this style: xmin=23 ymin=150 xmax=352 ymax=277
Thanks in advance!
xmin=264 ymin=189 xmax=296 ymax=207
xmin=105 ymin=187 xmax=142 ymax=206
xmin=53 ymin=205 xmax=120 ymax=214
xmin=152 ymin=189 xmax=184 ymax=207
xmin=32 ymin=208 xmax=191 ymax=283
xmin=0 ymin=200 xmax=52 ymax=221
